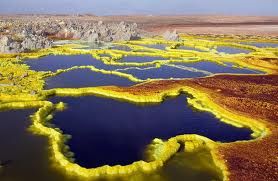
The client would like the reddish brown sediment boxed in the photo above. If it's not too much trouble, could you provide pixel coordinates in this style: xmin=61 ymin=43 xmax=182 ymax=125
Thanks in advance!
xmin=188 ymin=75 xmax=278 ymax=123
xmin=101 ymin=74 xmax=278 ymax=180
xmin=187 ymin=75 xmax=278 ymax=181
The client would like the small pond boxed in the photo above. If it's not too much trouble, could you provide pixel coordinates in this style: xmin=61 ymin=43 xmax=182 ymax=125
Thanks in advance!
xmin=45 ymin=69 xmax=135 ymax=89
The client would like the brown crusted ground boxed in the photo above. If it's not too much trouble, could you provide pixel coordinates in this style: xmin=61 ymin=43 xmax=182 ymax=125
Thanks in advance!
xmin=100 ymin=15 xmax=278 ymax=36
xmin=2 ymin=15 xmax=278 ymax=36
xmin=189 ymin=75 xmax=278 ymax=181
xmin=145 ymin=25 xmax=278 ymax=36
xmin=107 ymin=74 xmax=278 ymax=180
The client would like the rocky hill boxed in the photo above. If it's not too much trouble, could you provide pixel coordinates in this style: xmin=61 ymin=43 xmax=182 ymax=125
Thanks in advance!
xmin=0 ymin=18 xmax=141 ymax=53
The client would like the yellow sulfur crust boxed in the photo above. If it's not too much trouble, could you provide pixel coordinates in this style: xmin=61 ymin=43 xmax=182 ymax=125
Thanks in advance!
xmin=0 ymin=34 xmax=277 ymax=180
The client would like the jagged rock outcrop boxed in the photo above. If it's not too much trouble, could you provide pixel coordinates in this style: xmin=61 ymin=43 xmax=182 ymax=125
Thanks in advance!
xmin=0 ymin=18 xmax=141 ymax=53
xmin=80 ymin=21 xmax=140 ymax=42
xmin=21 ymin=35 xmax=52 ymax=51
xmin=52 ymin=21 xmax=140 ymax=42
xmin=0 ymin=36 xmax=13 ymax=53
xmin=0 ymin=35 xmax=53 ymax=53
xmin=163 ymin=30 xmax=180 ymax=41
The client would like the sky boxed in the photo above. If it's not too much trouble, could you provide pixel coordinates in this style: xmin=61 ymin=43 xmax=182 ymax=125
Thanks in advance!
xmin=1 ymin=0 xmax=278 ymax=16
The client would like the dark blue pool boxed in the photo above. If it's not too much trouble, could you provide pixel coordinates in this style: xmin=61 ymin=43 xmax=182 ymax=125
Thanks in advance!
xmin=117 ymin=65 xmax=206 ymax=80
xmin=50 ymin=95 xmax=252 ymax=168
xmin=217 ymin=46 xmax=251 ymax=54
xmin=25 ymin=55 xmax=154 ymax=72
xmin=45 ymin=69 xmax=135 ymax=89
xmin=25 ymin=55 xmax=119 ymax=72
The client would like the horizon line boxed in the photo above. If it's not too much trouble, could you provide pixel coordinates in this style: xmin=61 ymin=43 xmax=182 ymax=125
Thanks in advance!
xmin=0 ymin=13 xmax=278 ymax=17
